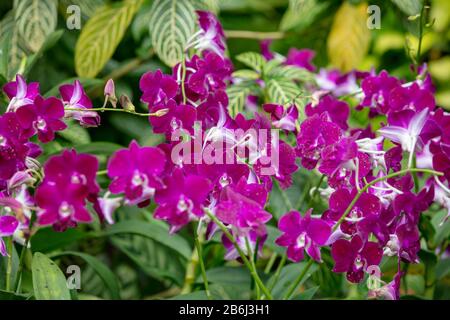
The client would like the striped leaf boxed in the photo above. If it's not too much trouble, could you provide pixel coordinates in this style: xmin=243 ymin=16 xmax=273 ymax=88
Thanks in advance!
xmin=268 ymin=65 xmax=315 ymax=82
xmin=280 ymin=0 xmax=328 ymax=31
xmin=236 ymin=52 xmax=266 ymax=73
xmin=149 ymin=0 xmax=197 ymax=67
xmin=60 ymin=0 xmax=105 ymax=21
xmin=327 ymin=2 xmax=370 ymax=72
xmin=14 ymin=0 xmax=58 ymax=53
xmin=391 ymin=0 xmax=423 ymax=16
xmin=227 ymin=85 xmax=251 ymax=117
xmin=32 ymin=253 xmax=71 ymax=300
xmin=266 ymin=78 xmax=300 ymax=105
xmin=75 ymin=0 xmax=142 ymax=78
xmin=0 ymin=12 xmax=28 ymax=79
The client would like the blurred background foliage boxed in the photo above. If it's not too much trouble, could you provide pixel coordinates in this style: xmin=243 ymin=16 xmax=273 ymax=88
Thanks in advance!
xmin=0 ymin=0 xmax=449 ymax=300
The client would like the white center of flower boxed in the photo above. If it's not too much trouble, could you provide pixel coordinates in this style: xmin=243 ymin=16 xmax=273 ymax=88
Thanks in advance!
xmin=71 ymin=174 xmax=86 ymax=185
xmin=132 ymin=172 xmax=145 ymax=186
xmin=170 ymin=118 xmax=180 ymax=130
xmin=355 ymin=256 xmax=364 ymax=269
xmin=0 ymin=135 xmax=6 ymax=146
xmin=58 ymin=202 xmax=74 ymax=218
xmin=219 ymin=174 xmax=229 ymax=187
xmin=35 ymin=117 xmax=46 ymax=130
xmin=296 ymin=233 xmax=306 ymax=248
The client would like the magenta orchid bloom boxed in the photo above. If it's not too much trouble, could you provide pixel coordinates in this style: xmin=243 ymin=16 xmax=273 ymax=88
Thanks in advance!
xmin=276 ymin=209 xmax=331 ymax=262
xmin=3 ymin=74 xmax=39 ymax=112
xmin=16 ymin=96 xmax=67 ymax=143
xmin=0 ymin=215 xmax=19 ymax=256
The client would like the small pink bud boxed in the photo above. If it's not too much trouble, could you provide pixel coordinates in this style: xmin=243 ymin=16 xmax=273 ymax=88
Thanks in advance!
xmin=119 ymin=94 xmax=135 ymax=112
xmin=104 ymin=79 xmax=117 ymax=108
xmin=153 ymin=108 xmax=169 ymax=117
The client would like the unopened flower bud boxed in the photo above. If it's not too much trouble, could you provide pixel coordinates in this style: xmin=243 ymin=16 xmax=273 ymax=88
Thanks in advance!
xmin=153 ymin=108 xmax=169 ymax=117
xmin=104 ymin=79 xmax=117 ymax=108
xmin=119 ymin=95 xmax=135 ymax=112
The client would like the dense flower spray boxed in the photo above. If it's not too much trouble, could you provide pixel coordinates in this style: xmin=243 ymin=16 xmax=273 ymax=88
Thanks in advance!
xmin=0 ymin=9 xmax=448 ymax=301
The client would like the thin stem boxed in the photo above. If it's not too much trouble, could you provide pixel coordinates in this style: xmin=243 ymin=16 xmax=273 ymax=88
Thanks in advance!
xmin=194 ymin=225 xmax=212 ymax=300
xmin=204 ymin=209 xmax=273 ymax=300
xmin=13 ymin=238 xmax=30 ymax=292
xmin=416 ymin=4 xmax=425 ymax=66
xmin=64 ymin=107 xmax=160 ymax=117
xmin=224 ymin=30 xmax=285 ymax=40
xmin=307 ymin=174 xmax=325 ymax=208
xmin=245 ymin=236 xmax=261 ymax=300
xmin=5 ymin=237 xmax=13 ymax=291
xmin=333 ymin=168 xmax=443 ymax=231
xmin=181 ymin=55 xmax=187 ymax=105
xmin=267 ymin=254 xmax=287 ymax=291
xmin=283 ymin=259 xmax=314 ymax=300
xmin=96 ymin=170 xmax=108 ymax=176
xmin=264 ymin=252 xmax=277 ymax=274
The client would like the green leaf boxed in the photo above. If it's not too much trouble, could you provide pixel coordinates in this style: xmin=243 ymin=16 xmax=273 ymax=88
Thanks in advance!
xmin=0 ymin=245 xmax=19 ymax=289
xmin=111 ymin=234 xmax=186 ymax=285
xmin=269 ymin=262 xmax=318 ymax=299
xmin=268 ymin=65 xmax=315 ymax=82
xmin=60 ymin=0 xmax=105 ymax=20
xmin=436 ymin=258 xmax=450 ymax=280
xmin=391 ymin=0 xmax=423 ymax=16
xmin=105 ymin=219 xmax=192 ymax=259
xmin=0 ymin=11 xmax=27 ymax=80
xmin=75 ymin=0 xmax=142 ymax=78
xmin=236 ymin=52 xmax=266 ymax=73
xmin=14 ymin=0 xmax=58 ymax=53
xmin=50 ymin=251 xmax=120 ymax=299
xmin=31 ymin=227 xmax=89 ymax=253
xmin=265 ymin=225 xmax=285 ymax=255
xmin=75 ymin=142 xmax=123 ymax=155
xmin=327 ymin=2 xmax=371 ymax=72
xmin=0 ymin=290 xmax=30 ymax=300
xmin=23 ymin=29 xmax=64 ymax=76
xmin=232 ymin=69 xmax=260 ymax=80
xmin=32 ymin=252 xmax=71 ymax=300
xmin=292 ymin=286 xmax=319 ymax=300
xmin=226 ymin=84 xmax=251 ymax=117
xmin=197 ymin=266 xmax=251 ymax=286
xmin=57 ymin=121 xmax=91 ymax=145
xmin=280 ymin=0 xmax=328 ymax=31
xmin=149 ymin=0 xmax=197 ymax=67
xmin=266 ymin=78 xmax=300 ymax=105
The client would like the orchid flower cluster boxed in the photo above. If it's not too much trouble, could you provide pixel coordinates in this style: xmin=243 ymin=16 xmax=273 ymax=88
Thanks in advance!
xmin=0 ymin=10 xmax=449 ymax=300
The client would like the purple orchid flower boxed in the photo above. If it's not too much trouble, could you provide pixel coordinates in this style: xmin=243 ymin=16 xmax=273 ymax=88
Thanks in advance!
xmin=276 ymin=209 xmax=331 ymax=262
xmin=59 ymin=80 xmax=100 ymax=127
xmin=305 ymin=95 xmax=350 ymax=130
xmin=154 ymin=168 xmax=212 ymax=233
xmin=140 ymin=69 xmax=178 ymax=107
xmin=388 ymin=82 xmax=435 ymax=113
xmin=331 ymin=235 xmax=383 ymax=283
xmin=222 ymin=230 xmax=266 ymax=261
xmin=3 ymin=74 xmax=39 ymax=112
xmin=149 ymin=100 xmax=197 ymax=136
xmin=16 ymin=96 xmax=67 ymax=143
xmin=315 ymin=69 xmax=359 ymax=97
xmin=108 ymin=140 xmax=166 ymax=206
xmin=285 ymin=48 xmax=316 ymax=72
xmin=360 ymin=70 xmax=401 ymax=115
xmin=0 ymin=215 xmax=19 ymax=256
xmin=191 ymin=11 xmax=226 ymax=57
xmin=263 ymin=103 xmax=298 ymax=132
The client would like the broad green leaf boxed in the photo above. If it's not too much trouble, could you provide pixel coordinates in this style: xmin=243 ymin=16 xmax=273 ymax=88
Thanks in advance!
xmin=57 ymin=120 xmax=91 ymax=145
xmin=280 ymin=0 xmax=328 ymax=32
xmin=23 ymin=29 xmax=64 ymax=76
xmin=149 ymin=0 xmax=197 ymax=67
xmin=105 ymin=219 xmax=192 ymax=259
xmin=226 ymin=85 xmax=250 ymax=117
xmin=111 ymin=234 xmax=186 ymax=285
xmin=50 ymin=251 xmax=120 ymax=299
xmin=60 ymin=0 xmax=105 ymax=20
xmin=265 ymin=225 xmax=285 ymax=255
xmin=232 ymin=69 xmax=260 ymax=80
xmin=0 ymin=245 xmax=19 ymax=289
xmin=0 ymin=11 xmax=27 ymax=80
xmin=197 ymin=266 xmax=251 ymax=286
xmin=75 ymin=0 xmax=142 ymax=78
xmin=236 ymin=52 xmax=266 ymax=73
xmin=0 ymin=290 xmax=30 ymax=300
xmin=391 ymin=0 xmax=423 ymax=16
xmin=31 ymin=227 xmax=89 ymax=253
xmin=269 ymin=262 xmax=318 ymax=299
xmin=75 ymin=142 xmax=123 ymax=155
xmin=14 ymin=0 xmax=58 ymax=53
xmin=266 ymin=78 xmax=300 ymax=105
xmin=268 ymin=65 xmax=315 ymax=82
xmin=327 ymin=2 xmax=370 ymax=72
xmin=32 ymin=252 xmax=71 ymax=300
xmin=292 ymin=286 xmax=319 ymax=300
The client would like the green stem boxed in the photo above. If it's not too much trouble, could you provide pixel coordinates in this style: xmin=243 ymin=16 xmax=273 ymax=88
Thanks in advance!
xmin=264 ymin=252 xmax=277 ymax=274
xmin=283 ymin=259 xmax=314 ymax=300
xmin=181 ymin=55 xmax=187 ymax=105
xmin=267 ymin=254 xmax=287 ymax=291
xmin=5 ymin=237 xmax=13 ymax=291
xmin=307 ymin=174 xmax=325 ymax=208
xmin=13 ymin=238 xmax=30 ymax=293
xmin=64 ymin=107 xmax=160 ymax=117
xmin=333 ymin=168 xmax=443 ymax=231
xmin=245 ymin=237 xmax=261 ymax=300
xmin=194 ymin=225 xmax=212 ymax=300
xmin=204 ymin=209 xmax=273 ymax=300
xmin=224 ymin=30 xmax=285 ymax=40
xmin=96 ymin=170 xmax=108 ymax=176
xmin=416 ymin=4 xmax=425 ymax=66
